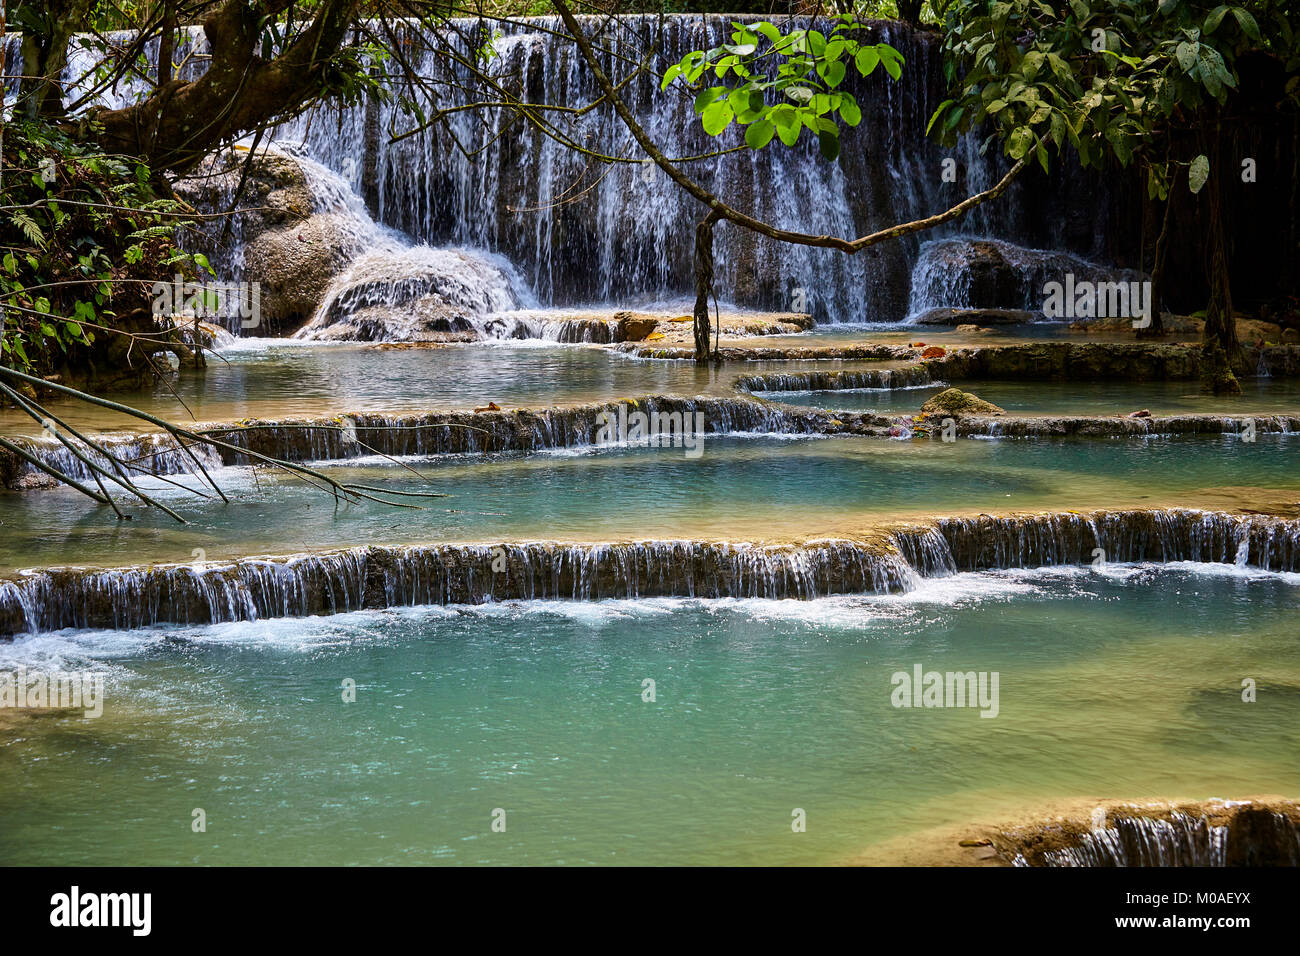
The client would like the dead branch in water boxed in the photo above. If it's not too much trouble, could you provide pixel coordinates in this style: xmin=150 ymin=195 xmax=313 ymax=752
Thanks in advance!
xmin=0 ymin=365 xmax=459 ymax=522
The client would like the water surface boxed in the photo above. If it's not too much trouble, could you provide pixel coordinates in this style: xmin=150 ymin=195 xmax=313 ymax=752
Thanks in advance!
xmin=2 ymin=565 xmax=1296 ymax=865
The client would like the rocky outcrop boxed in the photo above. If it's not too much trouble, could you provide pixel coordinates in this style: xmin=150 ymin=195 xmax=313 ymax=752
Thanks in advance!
xmin=913 ymin=307 xmax=1039 ymax=326
xmin=994 ymin=799 xmax=1300 ymax=867
xmin=612 ymin=343 xmax=919 ymax=362
xmin=292 ymin=247 xmax=528 ymax=342
xmin=734 ymin=365 xmax=934 ymax=393
xmin=907 ymin=238 xmax=1143 ymax=318
xmin=242 ymin=213 xmax=368 ymax=333
xmin=920 ymin=387 xmax=1004 ymax=416
xmin=4 ymin=508 xmax=1297 ymax=636
xmin=174 ymin=144 xmax=379 ymax=333
xmin=925 ymin=342 xmax=1206 ymax=381
xmin=947 ymin=413 xmax=1300 ymax=438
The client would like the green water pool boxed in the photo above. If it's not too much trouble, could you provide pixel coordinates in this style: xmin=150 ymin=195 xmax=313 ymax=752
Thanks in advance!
xmin=0 ymin=433 xmax=1295 ymax=572
xmin=2 ymin=565 xmax=1296 ymax=865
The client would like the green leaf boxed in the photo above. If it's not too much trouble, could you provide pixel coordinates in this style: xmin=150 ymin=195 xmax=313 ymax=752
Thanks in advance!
xmin=839 ymin=98 xmax=862 ymax=126
xmin=701 ymin=100 xmax=734 ymax=136
xmin=1008 ymin=126 xmax=1035 ymax=160
xmin=854 ymin=47 xmax=880 ymax=75
xmin=745 ymin=120 xmax=776 ymax=150
xmin=1203 ymin=5 xmax=1230 ymax=34
xmin=882 ymin=56 xmax=902 ymax=81
xmin=1188 ymin=154 xmax=1210 ymax=194
xmin=776 ymin=120 xmax=801 ymax=147
xmin=1232 ymin=8 xmax=1261 ymax=42
xmin=926 ymin=100 xmax=954 ymax=135
xmin=818 ymin=129 xmax=841 ymax=161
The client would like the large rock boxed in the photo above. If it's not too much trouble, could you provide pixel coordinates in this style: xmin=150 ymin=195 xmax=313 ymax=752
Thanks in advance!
xmin=908 ymin=238 xmax=1144 ymax=319
xmin=174 ymin=144 xmax=378 ymax=334
xmin=293 ymin=247 xmax=526 ymax=342
xmin=242 ymin=213 xmax=369 ymax=332
xmin=921 ymin=387 xmax=1005 ymax=416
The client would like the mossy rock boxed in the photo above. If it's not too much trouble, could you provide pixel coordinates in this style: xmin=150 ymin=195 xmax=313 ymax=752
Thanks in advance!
xmin=921 ymin=387 xmax=1005 ymax=416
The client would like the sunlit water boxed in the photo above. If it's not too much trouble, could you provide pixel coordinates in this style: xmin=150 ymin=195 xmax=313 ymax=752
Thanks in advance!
xmin=1 ymin=434 xmax=1296 ymax=572
xmin=1 ymin=566 xmax=1297 ymax=865
xmin=0 ymin=342 xmax=758 ymax=432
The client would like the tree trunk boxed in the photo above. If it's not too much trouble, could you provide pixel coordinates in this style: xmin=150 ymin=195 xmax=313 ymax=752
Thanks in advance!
xmin=89 ymin=0 xmax=363 ymax=175
xmin=898 ymin=1 xmax=924 ymax=27
xmin=1200 ymin=120 xmax=1241 ymax=394
xmin=693 ymin=210 xmax=722 ymax=363
xmin=1144 ymin=176 xmax=1175 ymax=338
xmin=17 ymin=0 xmax=93 ymax=120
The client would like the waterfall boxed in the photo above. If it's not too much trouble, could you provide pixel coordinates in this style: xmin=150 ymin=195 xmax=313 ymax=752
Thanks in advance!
xmin=0 ymin=396 xmax=894 ymax=488
xmin=4 ymin=509 xmax=1298 ymax=637
xmin=1006 ymin=804 xmax=1300 ymax=867
xmin=735 ymin=365 xmax=935 ymax=393
xmin=2 ymin=397 xmax=1291 ymax=490
xmin=905 ymin=237 xmax=1143 ymax=321
xmin=269 ymin=15 xmax=1117 ymax=323
xmin=8 ymin=17 xmax=1121 ymax=328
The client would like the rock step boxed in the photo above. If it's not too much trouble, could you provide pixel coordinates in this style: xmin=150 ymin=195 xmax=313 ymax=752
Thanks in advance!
xmin=3 ymin=508 xmax=1296 ymax=636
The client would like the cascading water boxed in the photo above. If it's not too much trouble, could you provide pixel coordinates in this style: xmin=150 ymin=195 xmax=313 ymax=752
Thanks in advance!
xmin=1007 ymin=805 xmax=1300 ymax=867
xmin=4 ymin=509 xmax=1298 ymax=637
xmin=9 ymin=17 xmax=1125 ymax=331
xmin=271 ymin=15 xmax=1121 ymax=324
xmin=906 ymin=236 xmax=1143 ymax=321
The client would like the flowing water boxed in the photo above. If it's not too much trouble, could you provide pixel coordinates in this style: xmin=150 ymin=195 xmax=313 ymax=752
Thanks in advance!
xmin=2 ymin=567 xmax=1297 ymax=865
xmin=3 ymin=15 xmax=1298 ymax=867
xmin=2 ymin=434 xmax=1297 ymax=574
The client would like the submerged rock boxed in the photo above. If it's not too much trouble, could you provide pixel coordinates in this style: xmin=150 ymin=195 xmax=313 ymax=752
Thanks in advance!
xmin=921 ymin=387 xmax=1004 ymax=416
xmin=914 ymin=307 xmax=1038 ymax=326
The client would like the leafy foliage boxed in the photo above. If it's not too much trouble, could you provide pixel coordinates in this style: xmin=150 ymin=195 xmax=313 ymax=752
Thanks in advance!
xmin=1 ymin=120 xmax=205 ymax=376
xmin=927 ymin=0 xmax=1298 ymax=197
xmin=661 ymin=16 xmax=906 ymax=159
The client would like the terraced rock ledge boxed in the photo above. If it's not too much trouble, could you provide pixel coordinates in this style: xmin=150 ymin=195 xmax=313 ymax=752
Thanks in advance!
xmin=943 ymin=413 xmax=1300 ymax=438
xmin=3 ymin=508 xmax=1297 ymax=637
xmin=0 ymin=395 xmax=895 ymax=489
xmin=993 ymin=799 xmax=1300 ymax=867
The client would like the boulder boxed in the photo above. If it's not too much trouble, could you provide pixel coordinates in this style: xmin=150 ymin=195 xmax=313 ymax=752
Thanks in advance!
xmin=174 ymin=144 xmax=377 ymax=334
xmin=293 ymin=247 xmax=525 ymax=343
xmin=914 ymin=307 xmax=1038 ymax=326
xmin=921 ymin=387 xmax=1005 ymax=416
xmin=242 ymin=213 xmax=368 ymax=333
xmin=909 ymin=237 xmax=1144 ymax=320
